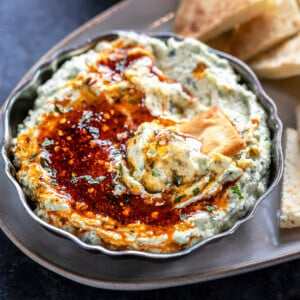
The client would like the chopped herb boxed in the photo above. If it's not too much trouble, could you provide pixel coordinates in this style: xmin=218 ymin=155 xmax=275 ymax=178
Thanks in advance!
xmin=29 ymin=151 xmax=40 ymax=162
xmin=118 ymin=164 xmax=123 ymax=178
xmin=175 ymin=158 xmax=183 ymax=167
xmin=179 ymin=213 xmax=188 ymax=220
xmin=70 ymin=176 xmax=78 ymax=184
xmin=66 ymin=106 xmax=73 ymax=112
xmin=231 ymin=186 xmax=243 ymax=199
xmin=218 ymin=89 xmax=225 ymax=98
xmin=54 ymin=104 xmax=63 ymax=114
xmin=74 ymin=175 xmax=106 ymax=184
xmin=118 ymin=85 xmax=127 ymax=92
xmin=148 ymin=150 xmax=156 ymax=156
xmin=186 ymin=77 xmax=192 ymax=85
xmin=168 ymin=49 xmax=176 ymax=57
xmin=193 ymin=187 xmax=200 ymax=196
xmin=151 ymin=169 xmax=160 ymax=178
xmin=50 ymin=178 xmax=58 ymax=186
xmin=241 ymin=128 xmax=249 ymax=134
xmin=129 ymin=230 xmax=135 ymax=234
xmin=42 ymin=139 xmax=54 ymax=147
xmin=192 ymin=80 xmax=198 ymax=90
xmin=115 ymin=59 xmax=126 ymax=73
xmin=111 ymin=149 xmax=126 ymax=159
xmin=174 ymin=193 xmax=186 ymax=204
xmin=150 ymin=161 xmax=155 ymax=169
xmin=225 ymin=170 xmax=233 ymax=177
xmin=172 ymin=170 xmax=183 ymax=186
xmin=124 ymin=197 xmax=130 ymax=204
xmin=40 ymin=157 xmax=49 ymax=168
xmin=204 ymin=205 xmax=216 ymax=212
xmin=169 ymin=100 xmax=175 ymax=112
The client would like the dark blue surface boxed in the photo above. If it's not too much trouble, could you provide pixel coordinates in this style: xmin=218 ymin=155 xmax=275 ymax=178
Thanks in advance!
xmin=1 ymin=1 xmax=300 ymax=299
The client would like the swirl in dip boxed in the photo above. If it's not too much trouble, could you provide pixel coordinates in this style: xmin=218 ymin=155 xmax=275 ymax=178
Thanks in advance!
xmin=13 ymin=33 xmax=271 ymax=253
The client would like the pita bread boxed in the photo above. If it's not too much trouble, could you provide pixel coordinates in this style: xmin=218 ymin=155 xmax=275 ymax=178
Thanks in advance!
xmin=280 ymin=128 xmax=300 ymax=228
xmin=173 ymin=0 xmax=277 ymax=41
xmin=228 ymin=0 xmax=300 ymax=61
xmin=250 ymin=33 xmax=300 ymax=79
xmin=180 ymin=106 xmax=246 ymax=156
xmin=296 ymin=105 xmax=300 ymax=141
xmin=206 ymin=30 xmax=234 ymax=52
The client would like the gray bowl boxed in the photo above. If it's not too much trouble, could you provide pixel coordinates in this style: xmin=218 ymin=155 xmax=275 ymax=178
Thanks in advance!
xmin=1 ymin=31 xmax=283 ymax=259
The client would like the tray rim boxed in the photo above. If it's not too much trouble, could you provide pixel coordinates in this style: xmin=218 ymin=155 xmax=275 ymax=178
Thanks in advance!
xmin=2 ymin=215 xmax=300 ymax=291
xmin=0 ymin=0 xmax=292 ymax=290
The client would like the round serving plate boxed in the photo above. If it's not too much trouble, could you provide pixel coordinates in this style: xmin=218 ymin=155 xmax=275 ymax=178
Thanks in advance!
xmin=0 ymin=0 xmax=299 ymax=290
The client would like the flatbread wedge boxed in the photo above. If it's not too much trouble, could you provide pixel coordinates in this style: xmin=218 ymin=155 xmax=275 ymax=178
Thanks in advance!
xmin=206 ymin=30 xmax=234 ymax=52
xmin=173 ymin=0 xmax=277 ymax=41
xmin=250 ymin=33 xmax=300 ymax=79
xmin=296 ymin=105 xmax=300 ymax=141
xmin=180 ymin=106 xmax=245 ymax=156
xmin=228 ymin=0 xmax=300 ymax=61
xmin=280 ymin=128 xmax=300 ymax=228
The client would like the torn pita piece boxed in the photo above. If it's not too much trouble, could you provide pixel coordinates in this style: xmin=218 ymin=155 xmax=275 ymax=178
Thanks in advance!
xmin=296 ymin=104 xmax=300 ymax=141
xmin=280 ymin=128 xmax=300 ymax=228
xmin=206 ymin=30 xmax=233 ymax=52
xmin=173 ymin=0 xmax=277 ymax=41
xmin=250 ymin=33 xmax=300 ymax=79
xmin=228 ymin=0 xmax=300 ymax=61
xmin=180 ymin=106 xmax=245 ymax=156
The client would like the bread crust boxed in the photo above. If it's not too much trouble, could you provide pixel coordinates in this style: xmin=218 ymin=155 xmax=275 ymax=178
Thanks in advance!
xmin=180 ymin=106 xmax=246 ymax=156
xmin=228 ymin=0 xmax=300 ymax=61
xmin=173 ymin=0 xmax=277 ymax=41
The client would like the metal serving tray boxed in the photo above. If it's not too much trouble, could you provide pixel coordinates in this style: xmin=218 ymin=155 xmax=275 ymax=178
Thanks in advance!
xmin=0 ymin=0 xmax=298 ymax=290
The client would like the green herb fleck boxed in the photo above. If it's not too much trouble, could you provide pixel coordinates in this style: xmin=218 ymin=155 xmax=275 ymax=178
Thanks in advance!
xmin=168 ymin=49 xmax=176 ymax=57
xmin=54 ymin=104 xmax=63 ymax=114
xmin=70 ymin=175 xmax=105 ymax=184
xmin=193 ymin=187 xmax=200 ymax=196
xmin=42 ymin=139 xmax=54 ymax=147
xmin=179 ymin=213 xmax=188 ymax=220
xmin=50 ymin=178 xmax=58 ymax=186
xmin=70 ymin=176 xmax=78 ymax=184
xmin=169 ymin=100 xmax=175 ymax=112
xmin=116 ymin=60 xmax=126 ymax=73
xmin=186 ymin=77 xmax=192 ymax=85
xmin=231 ymin=186 xmax=243 ymax=199
xmin=151 ymin=169 xmax=161 ymax=178
xmin=172 ymin=170 xmax=183 ymax=186
xmin=148 ymin=150 xmax=156 ymax=156
xmin=204 ymin=205 xmax=216 ymax=212
xmin=150 ymin=161 xmax=155 ymax=169
xmin=40 ymin=157 xmax=49 ymax=168
xmin=29 ymin=151 xmax=40 ymax=162
xmin=66 ymin=106 xmax=73 ymax=112
xmin=174 ymin=193 xmax=186 ymax=204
